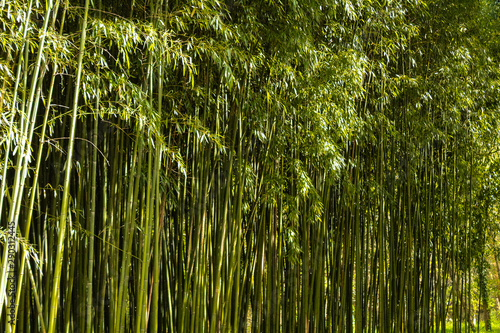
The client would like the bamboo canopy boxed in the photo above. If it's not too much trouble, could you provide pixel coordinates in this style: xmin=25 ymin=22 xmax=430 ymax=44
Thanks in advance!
xmin=1 ymin=0 xmax=500 ymax=332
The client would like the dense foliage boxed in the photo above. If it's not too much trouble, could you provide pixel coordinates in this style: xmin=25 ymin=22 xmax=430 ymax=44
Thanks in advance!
xmin=1 ymin=0 xmax=500 ymax=332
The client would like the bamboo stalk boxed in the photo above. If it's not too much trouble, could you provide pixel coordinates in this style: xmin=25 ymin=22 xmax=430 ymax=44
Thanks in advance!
xmin=47 ymin=0 xmax=90 ymax=331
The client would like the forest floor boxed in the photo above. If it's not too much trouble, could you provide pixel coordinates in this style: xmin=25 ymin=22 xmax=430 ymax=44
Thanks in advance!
xmin=445 ymin=318 xmax=500 ymax=332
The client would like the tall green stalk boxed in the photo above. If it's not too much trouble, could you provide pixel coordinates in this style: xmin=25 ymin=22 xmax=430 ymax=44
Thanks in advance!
xmin=47 ymin=0 xmax=90 ymax=331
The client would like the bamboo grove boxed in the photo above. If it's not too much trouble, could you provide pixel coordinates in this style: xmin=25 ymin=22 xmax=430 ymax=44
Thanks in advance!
xmin=2 ymin=0 xmax=500 ymax=332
